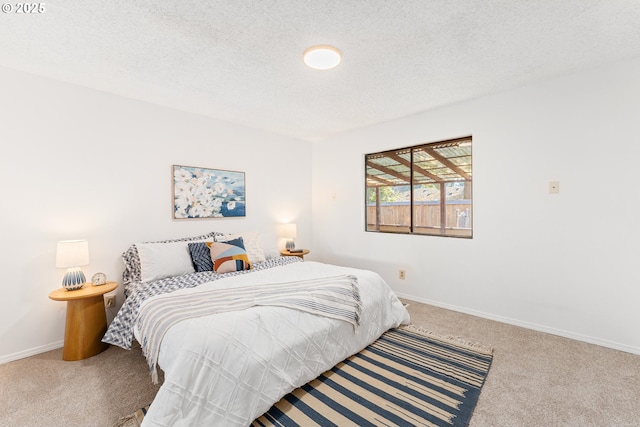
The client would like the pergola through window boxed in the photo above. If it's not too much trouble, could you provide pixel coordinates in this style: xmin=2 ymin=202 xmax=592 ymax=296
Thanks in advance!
xmin=365 ymin=136 xmax=472 ymax=238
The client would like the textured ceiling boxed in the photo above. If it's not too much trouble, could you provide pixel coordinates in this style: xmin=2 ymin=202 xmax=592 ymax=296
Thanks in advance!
xmin=1 ymin=1 xmax=639 ymax=141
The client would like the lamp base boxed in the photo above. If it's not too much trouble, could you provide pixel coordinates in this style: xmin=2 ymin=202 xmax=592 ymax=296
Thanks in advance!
xmin=285 ymin=239 xmax=295 ymax=250
xmin=63 ymin=268 xmax=86 ymax=291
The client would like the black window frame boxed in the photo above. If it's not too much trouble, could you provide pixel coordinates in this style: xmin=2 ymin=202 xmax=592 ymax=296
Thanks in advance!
xmin=365 ymin=136 xmax=473 ymax=238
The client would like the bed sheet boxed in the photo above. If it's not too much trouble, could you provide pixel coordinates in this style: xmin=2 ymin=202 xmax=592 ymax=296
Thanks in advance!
xmin=138 ymin=261 xmax=410 ymax=427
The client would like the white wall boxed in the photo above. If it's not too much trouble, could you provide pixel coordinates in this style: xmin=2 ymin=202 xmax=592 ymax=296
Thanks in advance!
xmin=312 ymin=57 xmax=640 ymax=354
xmin=4 ymin=56 xmax=639 ymax=363
xmin=0 ymin=66 xmax=312 ymax=363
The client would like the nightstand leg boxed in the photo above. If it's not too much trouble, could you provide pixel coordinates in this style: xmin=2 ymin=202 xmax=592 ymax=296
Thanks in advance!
xmin=63 ymin=295 xmax=109 ymax=361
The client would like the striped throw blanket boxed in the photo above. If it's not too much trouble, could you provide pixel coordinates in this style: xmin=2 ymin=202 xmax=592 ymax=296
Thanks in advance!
xmin=136 ymin=274 xmax=362 ymax=383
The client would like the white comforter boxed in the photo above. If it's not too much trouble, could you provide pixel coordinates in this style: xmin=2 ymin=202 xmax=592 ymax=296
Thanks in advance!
xmin=137 ymin=261 xmax=410 ymax=426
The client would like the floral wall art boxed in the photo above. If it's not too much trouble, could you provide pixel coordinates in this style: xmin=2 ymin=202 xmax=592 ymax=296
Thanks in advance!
xmin=173 ymin=165 xmax=246 ymax=219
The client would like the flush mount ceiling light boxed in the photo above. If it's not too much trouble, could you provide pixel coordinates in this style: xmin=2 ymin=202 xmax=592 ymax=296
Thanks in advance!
xmin=303 ymin=45 xmax=342 ymax=70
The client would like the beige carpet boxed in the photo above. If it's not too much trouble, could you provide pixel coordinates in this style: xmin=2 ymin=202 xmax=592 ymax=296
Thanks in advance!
xmin=0 ymin=341 xmax=162 ymax=427
xmin=405 ymin=301 xmax=640 ymax=427
xmin=1 ymin=300 xmax=639 ymax=427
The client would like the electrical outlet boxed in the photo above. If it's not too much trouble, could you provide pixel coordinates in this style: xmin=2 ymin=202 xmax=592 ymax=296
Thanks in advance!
xmin=399 ymin=269 xmax=406 ymax=280
xmin=105 ymin=295 xmax=116 ymax=308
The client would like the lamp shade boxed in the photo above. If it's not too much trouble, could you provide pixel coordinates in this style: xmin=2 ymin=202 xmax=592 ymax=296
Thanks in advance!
xmin=282 ymin=224 xmax=297 ymax=239
xmin=56 ymin=240 xmax=90 ymax=268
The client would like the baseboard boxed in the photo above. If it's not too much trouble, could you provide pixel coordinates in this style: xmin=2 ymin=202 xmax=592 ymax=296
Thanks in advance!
xmin=0 ymin=341 xmax=63 ymax=365
xmin=396 ymin=292 xmax=640 ymax=356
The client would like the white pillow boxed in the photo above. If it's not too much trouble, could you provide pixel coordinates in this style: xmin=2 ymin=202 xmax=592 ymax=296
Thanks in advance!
xmin=217 ymin=231 xmax=266 ymax=264
xmin=137 ymin=241 xmax=197 ymax=282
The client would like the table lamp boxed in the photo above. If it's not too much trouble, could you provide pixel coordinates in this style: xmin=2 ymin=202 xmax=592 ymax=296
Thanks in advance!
xmin=56 ymin=240 xmax=90 ymax=290
xmin=282 ymin=224 xmax=297 ymax=250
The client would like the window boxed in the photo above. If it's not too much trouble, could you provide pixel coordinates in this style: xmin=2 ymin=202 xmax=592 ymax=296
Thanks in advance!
xmin=365 ymin=136 xmax=472 ymax=238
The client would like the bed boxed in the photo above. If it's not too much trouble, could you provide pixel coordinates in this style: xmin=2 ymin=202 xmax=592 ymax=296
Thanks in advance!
xmin=103 ymin=231 xmax=410 ymax=426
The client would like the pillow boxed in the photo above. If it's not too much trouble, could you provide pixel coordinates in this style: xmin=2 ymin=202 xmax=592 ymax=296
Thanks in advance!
xmin=209 ymin=240 xmax=252 ymax=274
xmin=121 ymin=231 xmax=223 ymax=284
xmin=188 ymin=242 xmax=214 ymax=272
xmin=188 ymin=237 xmax=245 ymax=272
xmin=216 ymin=231 xmax=266 ymax=264
xmin=137 ymin=241 xmax=199 ymax=282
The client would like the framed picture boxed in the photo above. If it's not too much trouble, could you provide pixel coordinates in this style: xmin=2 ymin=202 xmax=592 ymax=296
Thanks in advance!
xmin=172 ymin=165 xmax=246 ymax=219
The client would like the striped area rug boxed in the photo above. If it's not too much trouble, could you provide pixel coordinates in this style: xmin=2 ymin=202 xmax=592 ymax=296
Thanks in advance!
xmin=115 ymin=326 xmax=492 ymax=427
xmin=252 ymin=325 xmax=493 ymax=427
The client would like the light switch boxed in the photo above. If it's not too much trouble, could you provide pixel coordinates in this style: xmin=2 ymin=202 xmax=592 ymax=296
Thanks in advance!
xmin=549 ymin=181 xmax=560 ymax=194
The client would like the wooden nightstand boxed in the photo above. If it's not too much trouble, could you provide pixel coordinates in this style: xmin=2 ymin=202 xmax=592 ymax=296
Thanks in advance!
xmin=48 ymin=281 xmax=117 ymax=361
xmin=280 ymin=249 xmax=310 ymax=259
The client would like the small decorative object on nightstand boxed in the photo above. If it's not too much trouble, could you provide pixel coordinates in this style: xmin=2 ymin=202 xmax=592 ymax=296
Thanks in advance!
xmin=280 ymin=249 xmax=309 ymax=259
xmin=48 ymin=281 xmax=117 ymax=361
xmin=91 ymin=272 xmax=107 ymax=285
